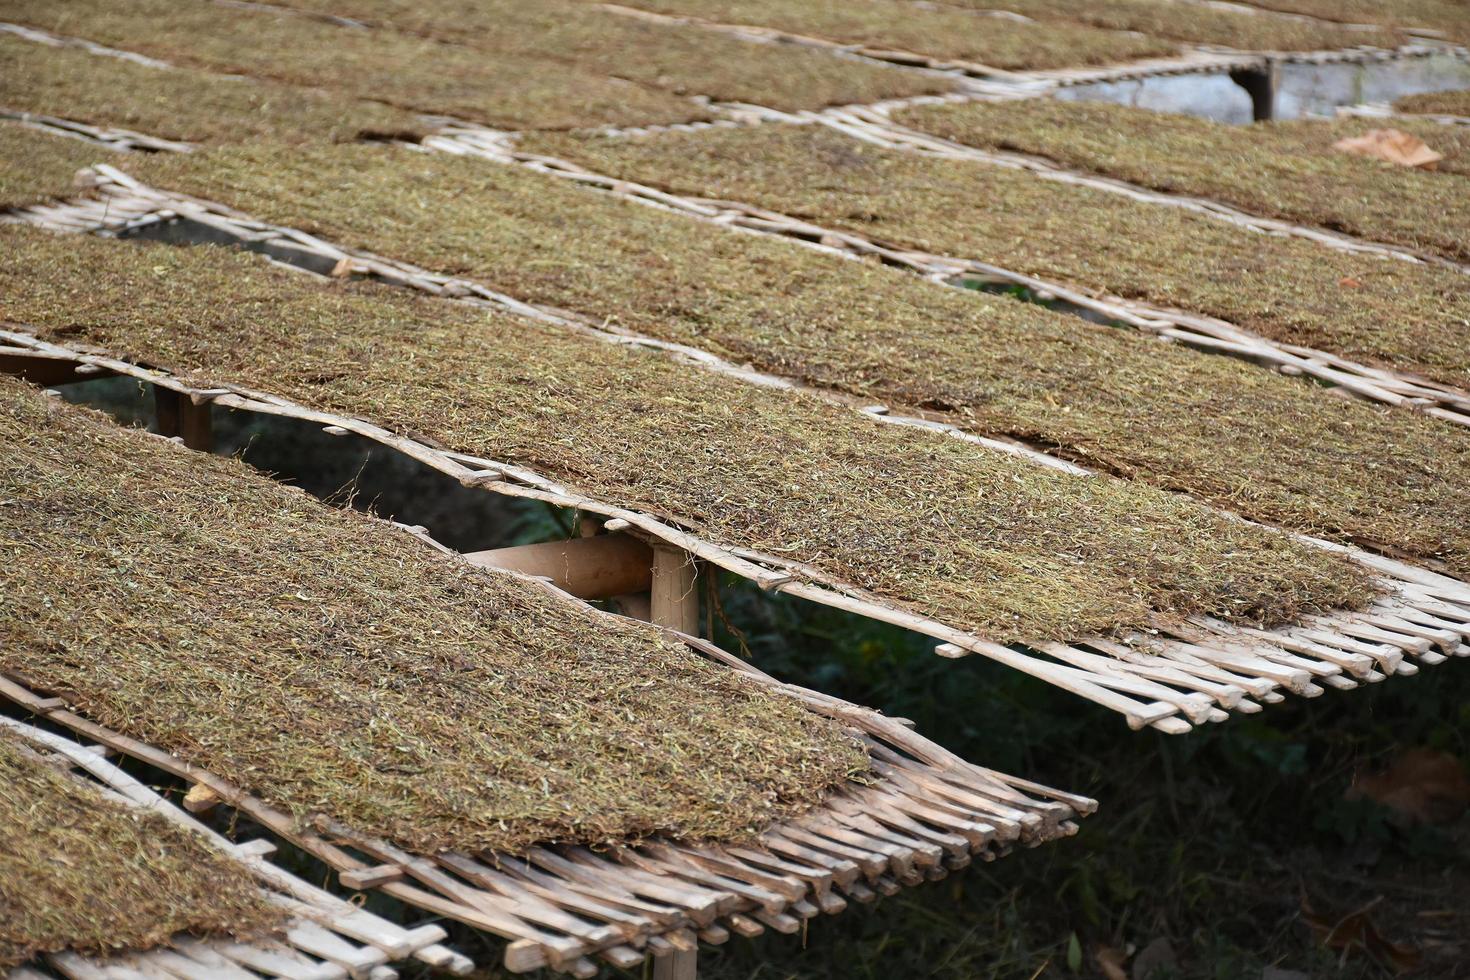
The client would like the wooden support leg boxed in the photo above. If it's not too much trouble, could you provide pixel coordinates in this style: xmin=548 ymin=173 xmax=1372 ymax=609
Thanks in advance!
xmin=651 ymin=546 xmax=699 ymax=635
xmin=1229 ymin=63 xmax=1278 ymax=121
xmin=652 ymin=949 xmax=697 ymax=980
xmin=180 ymin=398 xmax=213 ymax=452
xmin=154 ymin=386 xmax=181 ymax=439
xmin=155 ymin=387 xmax=213 ymax=451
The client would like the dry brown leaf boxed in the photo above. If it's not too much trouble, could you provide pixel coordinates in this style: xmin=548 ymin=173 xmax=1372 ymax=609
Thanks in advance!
xmin=1095 ymin=944 xmax=1130 ymax=980
xmin=1302 ymin=896 xmax=1423 ymax=974
xmin=1347 ymin=748 xmax=1470 ymax=826
xmin=1332 ymin=128 xmax=1443 ymax=169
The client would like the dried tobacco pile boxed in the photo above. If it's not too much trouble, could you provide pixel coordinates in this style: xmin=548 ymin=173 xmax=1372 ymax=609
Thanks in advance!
xmin=1 ymin=0 xmax=695 ymax=130
xmin=1230 ymin=0 xmax=1468 ymax=43
xmin=0 ymin=729 xmax=280 ymax=967
xmin=121 ymin=141 xmax=1470 ymax=578
xmin=946 ymin=0 xmax=1403 ymax=50
xmin=0 ymin=122 xmax=108 ymax=208
xmin=231 ymin=0 xmax=948 ymax=112
xmin=0 ymin=227 xmax=1372 ymax=643
xmin=0 ymin=372 xmax=869 ymax=854
xmin=898 ymin=99 xmax=1469 ymax=261
xmin=532 ymin=122 xmax=1470 ymax=392
xmin=586 ymin=0 xmax=1174 ymax=70
xmin=1395 ymin=89 xmax=1470 ymax=117
xmin=0 ymin=34 xmax=428 ymax=145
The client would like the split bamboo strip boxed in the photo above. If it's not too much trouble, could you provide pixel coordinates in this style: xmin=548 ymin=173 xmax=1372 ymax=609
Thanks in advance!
xmin=527 ymin=120 xmax=1470 ymax=395
xmin=0 ymin=718 xmax=468 ymax=980
xmin=0 ymin=380 xmax=1090 ymax=972
xmin=68 ymin=137 xmax=1470 ymax=583
xmin=893 ymin=98 xmax=1470 ymax=264
xmin=4 ymin=199 xmax=1468 ymax=728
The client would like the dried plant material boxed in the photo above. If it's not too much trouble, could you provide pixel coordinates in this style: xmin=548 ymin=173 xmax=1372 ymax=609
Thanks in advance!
xmin=0 ymin=373 xmax=869 ymax=854
xmin=1232 ymin=0 xmax=1469 ymax=44
xmin=0 ymin=729 xmax=280 ymax=967
xmin=1 ymin=0 xmax=694 ymax=130
xmin=588 ymin=0 xmax=1175 ymax=70
xmin=0 ymin=226 xmax=1373 ymax=643
xmin=0 ymin=0 xmax=940 ymax=130
xmin=1395 ymin=89 xmax=1470 ymax=117
xmin=0 ymin=122 xmax=109 ymax=209
xmin=120 ymin=139 xmax=1470 ymax=579
xmin=532 ymin=122 xmax=1470 ymax=393
xmin=946 ymin=0 xmax=1404 ymax=50
xmin=897 ymin=99 xmax=1470 ymax=262
xmin=0 ymin=34 xmax=428 ymax=145
xmin=1332 ymin=128 xmax=1444 ymax=170
xmin=1347 ymin=749 xmax=1470 ymax=826
xmin=1301 ymin=896 xmax=1423 ymax=974
xmin=236 ymin=0 xmax=948 ymax=112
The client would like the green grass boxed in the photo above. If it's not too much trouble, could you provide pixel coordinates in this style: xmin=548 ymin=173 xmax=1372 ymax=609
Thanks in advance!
xmin=116 ymin=138 xmax=1462 ymax=580
xmin=0 ymin=120 xmax=110 ymax=207
xmin=0 ymin=726 xmax=281 ymax=967
xmin=1396 ymin=89 xmax=1470 ymax=116
xmin=1231 ymin=0 xmax=1470 ymax=43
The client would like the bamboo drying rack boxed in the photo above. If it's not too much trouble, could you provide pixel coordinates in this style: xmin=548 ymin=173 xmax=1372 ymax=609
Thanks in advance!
xmin=5 ymin=171 xmax=1470 ymax=735
xmin=0 ymin=558 xmax=1091 ymax=976
xmin=0 ymin=716 xmax=470 ymax=980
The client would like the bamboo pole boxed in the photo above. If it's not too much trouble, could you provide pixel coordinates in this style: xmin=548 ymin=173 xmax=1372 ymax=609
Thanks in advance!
xmin=465 ymin=534 xmax=653 ymax=600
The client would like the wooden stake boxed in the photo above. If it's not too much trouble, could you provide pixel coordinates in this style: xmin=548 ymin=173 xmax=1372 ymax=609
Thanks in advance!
xmin=154 ymin=385 xmax=181 ymax=439
xmin=180 ymin=397 xmax=213 ymax=452
xmin=651 ymin=546 xmax=699 ymax=635
xmin=652 ymin=948 xmax=697 ymax=980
